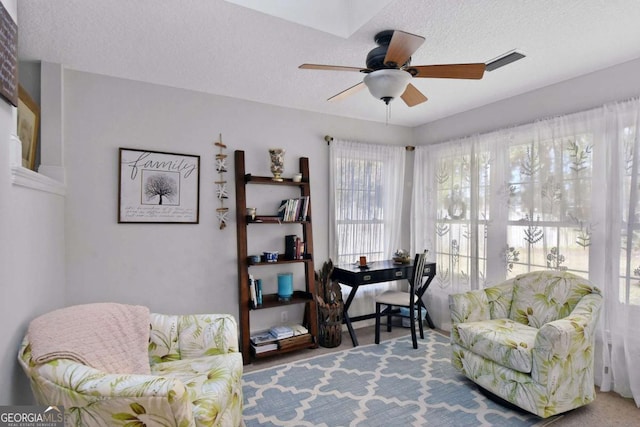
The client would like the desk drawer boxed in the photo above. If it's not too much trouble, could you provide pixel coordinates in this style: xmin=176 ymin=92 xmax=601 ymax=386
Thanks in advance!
xmin=361 ymin=269 xmax=406 ymax=282
xmin=332 ymin=262 xmax=436 ymax=287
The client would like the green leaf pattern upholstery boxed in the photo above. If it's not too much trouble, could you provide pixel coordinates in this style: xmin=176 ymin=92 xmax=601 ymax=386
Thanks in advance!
xmin=455 ymin=318 xmax=538 ymax=373
xmin=450 ymin=271 xmax=602 ymax=418
xmin=19 ymin=313 xmax=243 ymax=427
xmin=149 ymin=313 xmax=181 ymax=363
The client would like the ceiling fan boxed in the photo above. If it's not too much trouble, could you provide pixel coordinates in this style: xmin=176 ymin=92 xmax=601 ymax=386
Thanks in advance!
xmin=299 ymin=29 xmax=486 ymax=107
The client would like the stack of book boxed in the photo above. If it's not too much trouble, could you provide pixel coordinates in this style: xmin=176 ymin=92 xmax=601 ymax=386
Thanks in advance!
xmin=269 ymin=325 xmax=294 ymax=339
xmin=250 ymin=331 xmax=278 ymax=354
xmin=250 ymin=324 xmax=309 ymax=355
xmin=277 ymin=196 xmax=310 ymax=222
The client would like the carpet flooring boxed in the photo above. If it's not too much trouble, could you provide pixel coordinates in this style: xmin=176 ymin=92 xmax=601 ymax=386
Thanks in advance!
xmin=242 ymin=330 xmax=558 ymax=427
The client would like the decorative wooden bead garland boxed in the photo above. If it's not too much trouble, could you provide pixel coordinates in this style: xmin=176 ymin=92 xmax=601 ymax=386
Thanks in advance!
xmin=214 ymin=134 xmax=229 ymax=229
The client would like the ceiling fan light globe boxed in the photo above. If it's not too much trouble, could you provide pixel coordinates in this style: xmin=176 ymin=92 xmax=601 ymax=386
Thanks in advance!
xmin=363 ymin=69 xmax=411 ymax=103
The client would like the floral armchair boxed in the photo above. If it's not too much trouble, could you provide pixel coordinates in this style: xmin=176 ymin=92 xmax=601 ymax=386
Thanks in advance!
xmin=18 ymin=308 xmax=243 ymax=427
xmin=449 ymin=270 xmax=602 ymax=418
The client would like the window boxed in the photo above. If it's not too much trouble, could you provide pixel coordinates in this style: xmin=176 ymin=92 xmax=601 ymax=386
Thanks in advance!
xmin=433 ymin=149 xmax=490 ymax=289
xmin=413 ymin=98 xmax=640 ymax=403
xmin=506 ymin=135 xmax=593 ymax=277
xmin=333 ymin=156 xmax=386 ymax=264
xmin=620 ymin=126 xmax=640 ymax=305
xmin=329 ymin=140 xmax=405 ymax=265
xmin=329 ymin=139 xmax=406 ymax=318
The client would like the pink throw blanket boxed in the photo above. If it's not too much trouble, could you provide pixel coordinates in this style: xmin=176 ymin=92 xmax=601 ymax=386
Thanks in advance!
xmin=28 ymin=303 xmax=151 ymax=375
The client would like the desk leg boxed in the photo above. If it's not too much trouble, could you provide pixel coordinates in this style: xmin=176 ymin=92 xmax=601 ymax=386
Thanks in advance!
xmin=418 ymin=300 xmax=436 ymax=329
xmin=342 ymin=285 xmax=359 ymax=347
xmin=417 ymin=275 xmax=436 ymax=329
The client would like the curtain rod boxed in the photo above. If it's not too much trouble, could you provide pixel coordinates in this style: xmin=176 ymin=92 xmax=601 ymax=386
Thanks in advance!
xmin=324 ymin=135 xmax=415 ymax=151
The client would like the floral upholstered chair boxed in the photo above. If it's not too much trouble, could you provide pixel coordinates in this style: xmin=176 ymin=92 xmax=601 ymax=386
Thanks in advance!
xmin=18 ymin=303 xmax=243 ymax=426
xmin=449 ymin=270 xmax=602 ymax=418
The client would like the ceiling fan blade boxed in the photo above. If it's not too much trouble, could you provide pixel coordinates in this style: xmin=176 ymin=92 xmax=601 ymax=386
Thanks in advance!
xmin=412 ymin=63 xmax=486 ymax=79
xmin=401 ymin=83 xmax=428 ymax=107
xmin=328 ymin=81 xmax=365 ymax=102
xmin=299 ymin=64 xmax=368 ymax=72
xmin=384 ymin=30 xmax=425 ymax=67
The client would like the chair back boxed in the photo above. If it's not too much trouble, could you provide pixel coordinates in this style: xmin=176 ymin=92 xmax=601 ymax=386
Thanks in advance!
xmin=508 ymin=270 xmax=602 ymax=327
xmin=409 ymin=250 xmax=428 ymax=295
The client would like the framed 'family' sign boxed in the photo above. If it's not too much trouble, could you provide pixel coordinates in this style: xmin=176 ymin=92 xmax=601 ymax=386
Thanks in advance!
xmin=118 ymin=148 xmax=200 ymax=223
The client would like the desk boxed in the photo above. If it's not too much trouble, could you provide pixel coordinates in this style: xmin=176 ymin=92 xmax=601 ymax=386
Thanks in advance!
xmin=332 ymin=260 xmax=436 ymax=346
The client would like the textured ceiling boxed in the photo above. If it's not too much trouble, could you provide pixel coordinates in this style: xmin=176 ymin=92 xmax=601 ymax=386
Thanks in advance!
xmin=16 ymin=0 xmax=640 ymax=127
xmin=223 ymin=0 xmax=395 ymax=38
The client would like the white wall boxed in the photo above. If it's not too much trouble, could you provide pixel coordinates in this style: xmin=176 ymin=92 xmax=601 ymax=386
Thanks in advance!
xmin=0 ymin=0 xmax=67 ymax=405
xmin=61 ymin=69 xmax=413 ymax=326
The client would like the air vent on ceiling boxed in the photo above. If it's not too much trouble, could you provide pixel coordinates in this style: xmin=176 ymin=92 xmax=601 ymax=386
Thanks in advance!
xmin=486 ymin=50 xmax=526 ymax=72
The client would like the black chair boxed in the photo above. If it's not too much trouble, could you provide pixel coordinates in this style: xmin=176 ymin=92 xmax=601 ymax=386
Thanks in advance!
xmin=374 ymin=250 xmax=428 ymax=349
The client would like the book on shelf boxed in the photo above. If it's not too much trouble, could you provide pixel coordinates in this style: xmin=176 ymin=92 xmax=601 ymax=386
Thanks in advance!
xmin=250 ymin=324 xmax=309 ymax=353
xmin=269 ymin=325 xmax=294 ymax=339
xmin=250 ymin=330 xmax=279 ymax=346
xmin=277 ymin=199 xmax=290 ymax=220
xmin=286 ymin=323 xmax=309 ymax=336
xmin=299 ymin=195 xmax=310 ymax=221
xmin=295 ymin=236 xmax=305 ymax=259
xmin=285 ymin=235 xmax=305 ymax=260
xmin=249 ymin=274 xmax=258 ymax=308
xmin=251 ymin=324 xmax=308 ymax=345
xmin=269 ymin=324 xmax=309 ymax=338
xmin=256 ymin=279 xmax=262 ymax=306
xmin=277 ymin=196 xmax=310 ymax=221
xmin=285 ymin=234 xmax=297 ymax=260
xmin=251 ymin=342 xmax=278 ymax=354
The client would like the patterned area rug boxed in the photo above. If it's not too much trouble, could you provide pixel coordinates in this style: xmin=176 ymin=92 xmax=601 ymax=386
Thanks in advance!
xmin=242 ymin=330 xmax=559 ymax=427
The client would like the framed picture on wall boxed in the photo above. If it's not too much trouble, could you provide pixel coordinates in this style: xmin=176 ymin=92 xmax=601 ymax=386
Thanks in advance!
xmin=17 ymin=85 xmax=40 ymax=170
xmin=118 ymin=148 xmax=200 ymax=223
xmin=0 ymin=1 xmax=18 ymax=107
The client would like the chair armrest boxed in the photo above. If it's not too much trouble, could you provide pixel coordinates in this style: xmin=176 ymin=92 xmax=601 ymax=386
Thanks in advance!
xmin=531 ymin=293 xmax=602 ymax=386
xmin=178 ymin=313 xmax=239 ymax=359
xmin=21 ymin=358 xmax=194 ymax=425
xmin=449 ymin=290 xmax=491 ymax=344
xmin=39 ymin=359 xmax=185 ymax=397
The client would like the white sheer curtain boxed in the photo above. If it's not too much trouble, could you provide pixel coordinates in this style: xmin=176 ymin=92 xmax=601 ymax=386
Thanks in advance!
xmin=329 ymin=139 xmax=406 ymax=319
xmin=599 ymin=100 xmax=640 ymax=404
xmin=412 ymin=137 xmax=491 ymax=331
xmin=412 ymin=98 xmax=640 ymax=405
